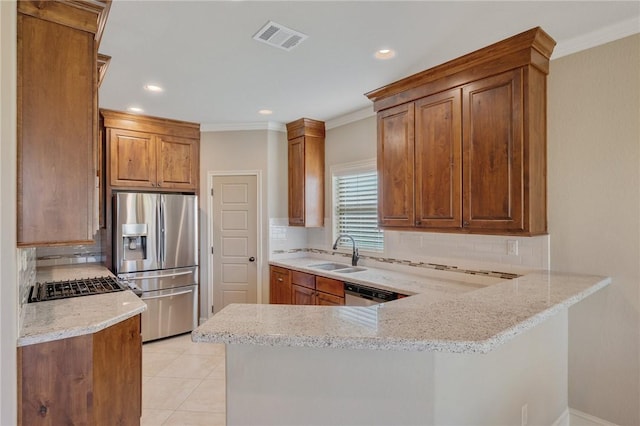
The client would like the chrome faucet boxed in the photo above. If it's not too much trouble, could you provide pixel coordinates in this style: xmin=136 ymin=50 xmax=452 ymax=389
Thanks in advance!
xmin=332 ymin=234 xmax=359 ymax=266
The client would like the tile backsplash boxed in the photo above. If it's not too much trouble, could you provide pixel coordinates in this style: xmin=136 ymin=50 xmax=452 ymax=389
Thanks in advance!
xmin=16 ymin=247 xmax=36 ymax=330
xmin=270 ymin=217 xmax=550 ymax=275
xmin=35 ymin=229 xmax=105 ymax=267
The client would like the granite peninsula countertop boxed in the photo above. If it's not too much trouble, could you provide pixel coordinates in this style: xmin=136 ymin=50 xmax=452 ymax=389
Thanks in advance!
xmin=18 ymin=264 xmax=147 ymax=347
xmin=192 ymin=257 xmax=610 ymax=354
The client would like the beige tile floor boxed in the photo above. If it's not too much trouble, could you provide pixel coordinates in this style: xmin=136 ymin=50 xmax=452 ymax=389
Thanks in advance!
xmin=141 ymin=333 xmax=226 ymax=426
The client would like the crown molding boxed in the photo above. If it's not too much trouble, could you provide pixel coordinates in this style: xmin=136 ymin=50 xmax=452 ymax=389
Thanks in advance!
xmin=325 ymin=106 xmax=375 ymax=130
xmin=552 ymin=17 xmax=640 ymax=59
xmin=201 ymin=121 xmax=286 ymax=132
xmin=200 ymin=108 xmax=379 ymax=133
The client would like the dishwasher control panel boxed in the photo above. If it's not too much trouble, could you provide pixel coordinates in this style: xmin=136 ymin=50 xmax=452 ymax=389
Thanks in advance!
xmin=344 ymin=282 xmax=398 ymax=303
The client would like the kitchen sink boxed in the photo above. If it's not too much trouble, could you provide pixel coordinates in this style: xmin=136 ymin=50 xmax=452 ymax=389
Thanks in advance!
xmin=335 ymin=267 xmax=367 ymax=274
xmin=308 ymin=263 xmax=367 ymax=274
xmin=308 ymin=262 xmax=350 ymax=271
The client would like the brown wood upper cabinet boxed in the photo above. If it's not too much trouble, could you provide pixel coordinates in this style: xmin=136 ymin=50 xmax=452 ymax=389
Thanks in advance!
xmin=101 ymin=109 xmax=200 ymax=192
xmin=367 ymin=27 xmax=556 ymax=236
xmin=286 ymin=118 xmax=325 ymax=227
xmin=17 ymin=0 xmax=111 ymax=246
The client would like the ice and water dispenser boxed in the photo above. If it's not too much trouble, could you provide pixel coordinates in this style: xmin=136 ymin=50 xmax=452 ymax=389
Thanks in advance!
xmin=122 ymin=223 xmax=147 ymax=261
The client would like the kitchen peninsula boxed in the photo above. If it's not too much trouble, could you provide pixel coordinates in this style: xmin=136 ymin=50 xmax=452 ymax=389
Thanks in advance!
xmin=193 ymin=257 xmax=609 ymax=425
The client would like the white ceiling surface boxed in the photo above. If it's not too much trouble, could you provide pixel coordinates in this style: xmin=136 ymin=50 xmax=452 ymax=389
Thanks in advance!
xmin=98 ymin=1 xmax=640 ymax=130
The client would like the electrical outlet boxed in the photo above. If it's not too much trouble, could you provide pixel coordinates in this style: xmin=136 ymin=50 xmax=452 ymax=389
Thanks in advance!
xmin=521 ymin=403 xmax=528 ymax=426
xmin=507 ymin=240 xmax=519 ymax=256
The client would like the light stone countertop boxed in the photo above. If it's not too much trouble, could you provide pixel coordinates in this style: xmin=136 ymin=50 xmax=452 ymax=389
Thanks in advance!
xmin=192 ymin=257 xmax=610 ymax=354
xmin=18 ymin=264 xmax=147 ymax=347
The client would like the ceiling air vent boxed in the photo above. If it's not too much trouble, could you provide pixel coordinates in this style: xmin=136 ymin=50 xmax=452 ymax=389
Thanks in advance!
xmin=253 ymin=21 xmax=308 ymax=51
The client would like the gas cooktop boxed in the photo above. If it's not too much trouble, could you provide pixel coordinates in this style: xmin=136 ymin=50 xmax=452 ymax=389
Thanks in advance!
xmin=28 ymin=276 xmax=127 ymax=303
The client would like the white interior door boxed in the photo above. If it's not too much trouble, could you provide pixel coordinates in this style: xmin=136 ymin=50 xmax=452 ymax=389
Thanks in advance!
xmin=211 ymin=175 xmax=258 ymax=313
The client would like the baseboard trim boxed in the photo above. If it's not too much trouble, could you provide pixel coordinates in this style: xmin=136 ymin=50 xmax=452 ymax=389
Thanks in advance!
xmin=569 ymin=408 xmax=619 ymax=426
xmin=553 ymin=408 xmax=570 ymax=426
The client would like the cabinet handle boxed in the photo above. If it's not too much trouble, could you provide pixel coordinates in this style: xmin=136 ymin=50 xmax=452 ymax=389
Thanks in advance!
xmin=463 ymin=221 xmax=470 ymax=227
xmin=277 ymin=278 xmax=283 ymax=282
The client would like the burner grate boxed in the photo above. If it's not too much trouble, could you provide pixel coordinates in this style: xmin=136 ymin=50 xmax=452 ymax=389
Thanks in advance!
xmin=29 ymin=276 xmax=126 ymax=303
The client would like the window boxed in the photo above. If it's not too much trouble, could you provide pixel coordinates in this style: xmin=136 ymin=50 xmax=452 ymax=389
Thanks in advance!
xmin=332 ymin=159 xmax=383 ymax=252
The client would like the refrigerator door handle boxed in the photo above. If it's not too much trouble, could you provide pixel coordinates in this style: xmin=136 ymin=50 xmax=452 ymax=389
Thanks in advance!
xmin=156 ymin=196 xmax=163 ymax=266
xmin=160 ymin=195 xmax=166 ymax=264
xmin=141 ymin=288 xmax=194 ymax=301
xmin=126 ymin=271 xmax=193 ymax=281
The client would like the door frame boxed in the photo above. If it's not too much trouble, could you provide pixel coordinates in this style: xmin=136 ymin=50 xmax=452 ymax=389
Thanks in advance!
xmin=207 ymin=171 xmax=263 ymax=318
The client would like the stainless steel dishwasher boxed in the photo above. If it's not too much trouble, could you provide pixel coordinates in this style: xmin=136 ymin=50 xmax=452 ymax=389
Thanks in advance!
xmin=344 ymin=282 xmax=398 ymax=306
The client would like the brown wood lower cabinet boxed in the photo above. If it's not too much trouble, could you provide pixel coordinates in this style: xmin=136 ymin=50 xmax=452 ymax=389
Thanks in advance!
xmin=270 ymin=266 xmax=345 ymax=306
xmin=316 ymin=291 xmax=344 ymax=306
xmin=270 ymin=266 xmax=292 ymax=304
xmin=291 ymin=284 xmax=317 ymax=305
xmin=18 ymin=315 xmax=142 ymax=426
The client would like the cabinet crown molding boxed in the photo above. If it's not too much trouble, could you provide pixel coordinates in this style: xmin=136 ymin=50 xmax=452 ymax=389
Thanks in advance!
xmin=18 ymin=0 xmax=111 ymax=44
xmin=100 ymin=109 xmax=201 ymax=139
xmin=365 ymin=26 xmax=556 ymax=107
xmin=286 ymin=117 xmax=325 ymax=140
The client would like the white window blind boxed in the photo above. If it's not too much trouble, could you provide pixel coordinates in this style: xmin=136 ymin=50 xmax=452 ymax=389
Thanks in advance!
xmin=334 ymin=169 xmax=383 ymax=252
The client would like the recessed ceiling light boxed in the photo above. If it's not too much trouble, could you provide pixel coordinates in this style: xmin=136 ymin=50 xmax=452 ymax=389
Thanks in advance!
xmin=144 ymin=84 xmax=164 ymax=93
xmin=375 ymin=48 xmax=396 ymax=60
xmin=258 ymin=109 xmax=273 ymax=115
xmin=127 ymin=106 xmax=144 ymax=113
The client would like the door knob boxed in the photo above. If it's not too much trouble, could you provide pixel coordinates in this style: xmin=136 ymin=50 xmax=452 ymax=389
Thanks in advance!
xmin=249 ymin=257 xmax=256 ymax=262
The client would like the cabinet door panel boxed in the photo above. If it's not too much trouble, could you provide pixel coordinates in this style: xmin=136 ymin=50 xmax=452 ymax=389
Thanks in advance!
xmin=291 ymin=271 xmax=315 ymax=289
xmin=157 ymin=136 xmax=198 ymax=190
xmin=288 ymin=137 xmax=305 ymax=225
xmin=19 ymin=334 xmax=93 ymax=425
xmin=109 ymin=129 xmax=156 ymax=188
xmin=316 ymin=292 xmax=344 ymax=306
xmin=316 ymin=276 xmax=344 ymax=297
xmin=377 ymin=104 xmax=415 ymax=227
xmin=270 ymin=267 xmax=291 ymax=304
xmin=18 ymin=14 xmax=95 ymax=245
xmin=414 ymin=89 xmax=462 ymax=228
xmin=291 ymin=284 xmax=315 ymax=305
xmin=462 ymin=69 xmax=523 ymax=231
xmin=93 ymin=315 xmax=142 ymax=423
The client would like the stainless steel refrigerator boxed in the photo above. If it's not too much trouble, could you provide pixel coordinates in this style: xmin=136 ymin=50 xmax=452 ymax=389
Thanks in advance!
xmin=113 ymin=192 xmax=198 ymax=342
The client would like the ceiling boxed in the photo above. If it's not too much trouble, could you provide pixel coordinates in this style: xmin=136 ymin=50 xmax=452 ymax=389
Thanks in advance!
xmin=98 ymin=1 xmax=640 ymax=130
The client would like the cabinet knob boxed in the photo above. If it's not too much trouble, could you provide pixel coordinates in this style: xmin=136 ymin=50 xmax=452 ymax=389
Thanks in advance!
xmin=249 ymin=257 xmax=256 ymax=262
xmin=416 ymin=220 xmax=421 ymax=225
xmin=463 ymin=221 xmax=470 ymax=227
xmin=277 ymin=278 xmax=283 ymax=282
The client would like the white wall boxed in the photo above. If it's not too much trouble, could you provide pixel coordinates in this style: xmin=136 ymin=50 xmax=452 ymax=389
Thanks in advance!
xmin=548 ymin=34 xmax=640 ymax=425
xmin=199 ymin=129 xmax=287 ymax=316
xmin=226 ymin=311 xmax=568 ymax=425
xmin=0 ymin=1 xmax=17 ymax=423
